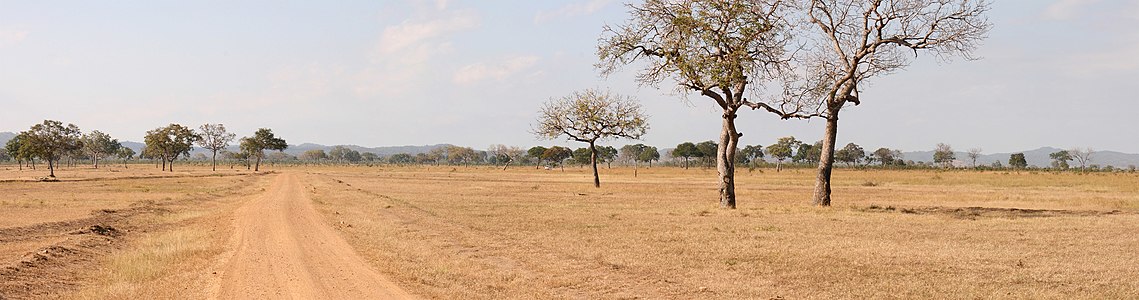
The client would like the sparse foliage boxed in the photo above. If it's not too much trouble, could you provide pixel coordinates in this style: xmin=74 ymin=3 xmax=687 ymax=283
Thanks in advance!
xmin=599 ymin=0 xmax=794 ymax=208
xmin=535 ymin=88 xmax=649 ymax=187
xmin=197 ymin=124 xmax=237 ymax=171
xmin=933 ymin=143 xmax=956 ymax=168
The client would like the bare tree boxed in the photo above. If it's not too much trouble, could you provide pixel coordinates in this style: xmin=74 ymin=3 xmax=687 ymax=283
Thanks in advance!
xmin=534 ymin=89 xmax=649 ymax=187
xmin=197 ymin=124 xmax=237 ymax=171
xmin=599 ymin=0 xmax=793 ymax=208
xmin=967 ymin=148 xmax=983 ymax=168
xmin=1070 ymin=147 xmax=1094 ymax=169
xmin=777 ymin=0 xmax=992 ymax=206
xmin=488 ymin=144 xmax=525 ymax=171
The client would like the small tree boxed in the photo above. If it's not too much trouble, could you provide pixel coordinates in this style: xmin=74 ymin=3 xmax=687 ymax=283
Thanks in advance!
xmin=534 ymin=89 xmax=649 ymax=187
xmin=1049 ymin=150 xmax=1072 ymax=170
xmin=82 ymin=130 xmax=120 ymax=169
xmin=638 ymin=146 xmax=660 ymax=167
xmin=766 ymin=136 xmax=799 ymax=171
xmin=300 ymin=149 xmax=329 ymax=162
xmin=197 ymin=123 xmax=237 ymax=171
xmin=5 ymin=133 xmax=31 ymax=170
xmin=239 ymin=128 xmax=288 ymax=172
xmin=835 ymin=143 xmax=865 ymax=167
xmin=598 ymin=145 xmax=619 ymax=168
xmin=1009 ymin=153 xmax=1028 ymax=170
xmin=740 ymin=145 xmax=764 ymax=166
xmin=966 ymin=148 xmax=983 ymax=168
xmin=672 ymin=142 xmax=700 ymax=169
xmin=144 ymin=124 xmax=200 ymax=172
xmin=933 ymin=143 xmax=956 ymax=168
xmin=873 ymin=148 xmax=896 ymax=166
xmin=116 ymin=147 xmax=136 ymax=168
xmin=527 ymin=146 xmax=548 ymax=169
xmin=23 ymin=120 xmax=84 ymax=177
xmin=541 ymin=146 xmax=572 ymax=171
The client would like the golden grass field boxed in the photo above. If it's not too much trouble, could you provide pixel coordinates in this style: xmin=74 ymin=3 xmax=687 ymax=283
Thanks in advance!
xmin=1 ymin=163 xmax=1138 ymax=299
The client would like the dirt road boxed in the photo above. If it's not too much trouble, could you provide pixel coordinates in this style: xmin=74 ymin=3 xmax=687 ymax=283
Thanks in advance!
xmin=215 ymin=172 xmax=414 ymax=299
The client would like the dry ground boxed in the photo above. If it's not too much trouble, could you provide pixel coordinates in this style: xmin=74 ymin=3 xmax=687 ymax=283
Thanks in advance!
xmin=2 ymin=163 xmax=1138 ymax=299
xmin=308 ymin=165 xmax=1139 ymax=299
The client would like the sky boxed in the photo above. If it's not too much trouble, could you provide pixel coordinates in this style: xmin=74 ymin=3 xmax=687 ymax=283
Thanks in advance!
xmin=1 ymin=0 xmax=1137 ymax=154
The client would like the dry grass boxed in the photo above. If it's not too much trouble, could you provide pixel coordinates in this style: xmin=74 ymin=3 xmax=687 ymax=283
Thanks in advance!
xmin=308 ymin=166 xmax=1139 ymax=299
xmin=0 ymin=164 xmax=268 ymax=299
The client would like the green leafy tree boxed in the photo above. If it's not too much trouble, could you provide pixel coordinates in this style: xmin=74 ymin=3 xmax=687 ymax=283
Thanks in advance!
xmin=117 ymin=147 xmax=136 ymax=168
xmin=388 ymin=153 xmax=414 ymax=165
xmin=82 ymin=130 xmax=121 ymax=169
xmin=599 ymin=0 xmax=794 ymax=208
xmin=873 ymin=148 xmax=897 ymax=166
xmin=239 ymin=128 xmax=288 ymax=171
xmin=300 ymin=149 xmax=329 ymax=161
xmin=144 ymin=124 xmax=201 ymax=172
xmin=1049 ymin=150 xmax=1072 ymax=170
xmin=5 ymin=133 xmax=33 ymax=170
xmin=834 ymin=143 xmax=865 ymax=166
xmin=1009 ymin=153 xmax=1028 ymax=170
xmin=933 ymin=143 xmax=956 ymax=168
xmin=740 ymin=145 xmax=764 ymax=165
xmin=597 ymin=145 xmax=619 ymax=168
xmin=572 ymin=148 xmax=592 ymax=166
xmin=766 ymin=136 xmax=800 ymax=171
xmin=23 ymin=120 xmax=84 ymax=177
xmin=541 ymin=146 xmax=572 ymax=171
xmin=695 ymin=140 xmax=718 ymax=167
xmin=534 ymin=89 xmax=649 ymax=187
xmin=528 ymin=146 xmax=548 ymax=169
xmin=638 ymin=146 xmax=660 ymax=167
xmin=672 ymin=142 xmax=700 ymax=169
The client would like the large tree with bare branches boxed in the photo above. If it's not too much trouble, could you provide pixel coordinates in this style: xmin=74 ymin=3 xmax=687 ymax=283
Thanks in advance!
xmin=535 ymin=88 xmax=649 ymax=187
xmin=598 ymin=0 xmax=793 ymax=208
xmin=780 ymin=0 xmax=992 ymax=206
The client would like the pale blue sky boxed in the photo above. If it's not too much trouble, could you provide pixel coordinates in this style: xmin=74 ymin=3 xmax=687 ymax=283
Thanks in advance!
xmin=2 ymin=0 xmax=1136 ymax=153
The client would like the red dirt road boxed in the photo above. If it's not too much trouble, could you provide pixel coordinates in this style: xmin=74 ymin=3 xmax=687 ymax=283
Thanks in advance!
xmin=214 ymin=173 xmax=414 ymax=299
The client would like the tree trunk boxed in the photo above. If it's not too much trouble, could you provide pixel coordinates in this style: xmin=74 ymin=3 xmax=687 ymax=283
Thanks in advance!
xmin=717 ymin=110 xmax=739 ymax=209
xmin=589 ymin=142 xmax=600 ymax=188
xmin=162 ymin=157 xmax=167 ymax=171
xmin=48 ymin=159 xmax=56 ymax=177
xmin=255 ymin=155 xmax=262 ymax=171
xmin=212 ymin=151 xmax=218 ymax=171
xmin=812 ymin=110 xmax=840 ymax=207
xmin=168 ymin=158 xmax=174 ymax=172
xmin=684 ymin=157 xmax=689 ymax=169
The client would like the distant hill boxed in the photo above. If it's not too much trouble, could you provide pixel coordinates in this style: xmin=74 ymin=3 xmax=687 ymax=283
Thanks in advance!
xmin=0 ymin=132 xmax=14 ymax=146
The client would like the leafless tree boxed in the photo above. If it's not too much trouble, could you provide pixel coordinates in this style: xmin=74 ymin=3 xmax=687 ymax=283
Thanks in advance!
xmin=197 ymin=123 xmax=236 ymax=171
xmin=967 ymin=148 xmax=983 ymax=168
xmin=598 ymin=0 xmax=793 ymax=208
xmin=1070 ymin=147 xmax=1094 ymax=169
xmin=534 ymin=89 xmax=648 ymax=187
xmin=775 ymin=0 xmax=992 ymax=206
xmin=488 ymin=144 xmax=525 ymax=170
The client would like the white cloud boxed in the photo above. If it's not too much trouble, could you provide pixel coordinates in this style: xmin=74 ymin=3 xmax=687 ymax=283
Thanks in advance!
xmin=534 ymin=0 xmax=612 ymax=24
xmin=1042 ymin=0 xmax=1100 ymax=20
xmin=0 ymin=29 xmax=29 ymax=48
xmin=453 ymin=56 xmax=541 ymax=85
xmin=376 ymin=13 xmax=477 ymax=55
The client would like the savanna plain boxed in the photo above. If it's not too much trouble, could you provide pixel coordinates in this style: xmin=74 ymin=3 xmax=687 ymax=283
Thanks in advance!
xmin=1 ymin=164 xmax=1137 ymax=299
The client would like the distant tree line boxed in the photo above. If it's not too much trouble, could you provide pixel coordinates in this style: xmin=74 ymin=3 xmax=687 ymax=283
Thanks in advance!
xmin=4 ymin=120 xmax=287 ymax=177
